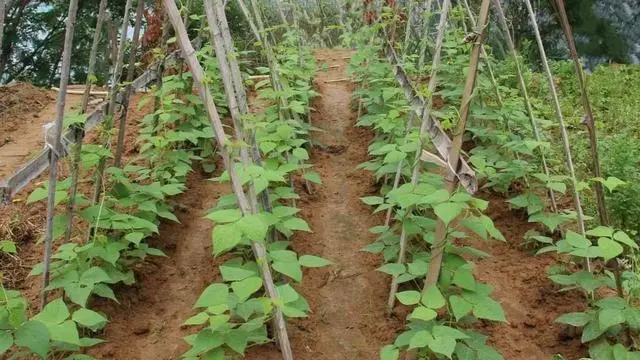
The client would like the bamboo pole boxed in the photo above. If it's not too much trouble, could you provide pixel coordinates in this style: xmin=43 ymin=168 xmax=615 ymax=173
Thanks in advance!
xmin=522 ymin=0 xmax=587 ymax=239
xmin=460 ymin=0 xmax=531 ymax=189
xmin=89 ymin=0 xmax=134 ymax=219
xmin=0 ymin=0 xmax=6 ymax=64
xmin=424 ymin=0 xmax=491 ymax=290
xmin=114 ymin=0 xmax=145 ymax=167
xmin=162 ymin=2 xmax=293 ymax=359
xmin=554 ymin=0 xmax=607 ymax=225
xmin=492 ymin=0 xmax=558 ymax=213
xmin=402 ymin=0 xmax=415 ymax=59
xmin=63 ymin=0 xmax=108 ymax=245
xmin=386 ymin=0 xmax=451 ymax=314
xmin=41 ymin=0 xmax=80 ymax=309
xmin=237 ymin=0 xmax=262 ymax=42
xmin=152 ymin=9 xmax=170 ymax=133
xmin=417 ymin=0 xmax=435 ymax=70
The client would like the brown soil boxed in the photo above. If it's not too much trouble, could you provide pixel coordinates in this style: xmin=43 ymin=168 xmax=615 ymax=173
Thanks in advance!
xmin=0 ymin=82 xmax=105 ymax=179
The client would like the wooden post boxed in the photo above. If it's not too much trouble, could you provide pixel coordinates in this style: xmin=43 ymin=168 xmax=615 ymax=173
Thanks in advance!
xmin=0 ymin=0 xmax=6 ymax=63
xmin=492 ymin=0 xmax=558 ymax=213
xmin=115 ymin=0 xmax=145 ymax=167
xmin=236 ymin=0 xmax=262 ymax=43
xmin=386 ymin=0 xmax=451 ymax=313
xmin=522 ymin=0 xmax=587 ymax=239
xmin=90 ymin=0 xmax=134 ymax=220
xmin=162 ymin=1 xmax=294 ymax=359
xmin=63 ymin=0 xmax=108 ymax=244
xmin=554 ymin=0 xmax=608 ymax=225
xmin=41 ymin=0 xmax=80 ymax=309
xmin=424 ymin=0 xmax=492 ymax=290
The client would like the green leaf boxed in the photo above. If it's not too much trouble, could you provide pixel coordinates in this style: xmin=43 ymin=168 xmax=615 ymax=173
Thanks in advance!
xmin=409 ymin=330 xmax=434 ymax=349
xmin=183 ymin=312 xmax=209 ymax=326
xmin=396 ymin=291 xmax=421 ymax=306
xmin=433 ymin=203 xmax=464 ymax=225
xmin=282 ymin=218 xmax=311 ymax=232
xmin=49 ymin=320 xmax=81 ymax=345
xmin=72 ymin=308 xmax=108 ymax=329
xmin=194 ymin=284 xmax=229 ymax=308
xmin=65 ymin=283 xmax=93 ymax=307
xmin=361 ymin=196 xmax=385 ymax=205
xmin=453 ymin=266 xmax=476 ymax=291
xmin=613 ymin=231 xmax=638 ymax=249
xmin=231 ymin=277 xmax=263 ymax=302
xmin=555 ymin=312 xmax=591 ymax=327
xmin=598 ymin=237 xmax=623 ymax=262
xmin=303 ymin=172 xmax=322 ymax=184
xmin=298 ymin=255 xmax=332 ymax=268
xmin=586 ymin=226 xmax=614 ymax=238
xmin=565 ymin=231 xmax=591 ymax=249
xmin=409 ymin=306 xmax=437 ymax=321
xmin=273 ymin=261 xmax=303 ymax=282
xmin=124 ymin=232 xmax=145 ymax=245
xmin=473 ymin=297 xmax=506 ymax=322
xmin=220 ymin=265 xmax=256 ymax=282
xmin=449 ymin=295 xmax=473 ymax=321
xmin=0 ymin=331 xmax=12 ymax=354
xmin=292 ymin=148 xmax=309 ymax=160
xmin=15 ymin=320 xmax=50 ymax=358
xmin=421 ymin=189 xmax=450 ymax=204
xmin=432 ymin=325 xmax=468 ymax=340
xmin=428 ymin=335 xmax=457 ymax=358
xmin=593 ymin=176 xmax=626 ymax=192
xmin=206 ymin=209 xmax=242 ymax=223
xmin=212 ymin=223 xmax=242 ymax=255
xmin=380 ymin=345 xmax=399 ymax=360
xmin=376 ymin=263 xmax=406 ymax=276
xmin=34 ymin=298 xmax=69 ymax=324
xmin=422 ymin=285 xmax=445 ymax=309
xmin=598 ymin=308 xmax=625 ymax=330
xmin=238 ymin=215 xmax=269 ymax=242
xmin=80 ymin=267 xmax=111 ymax=285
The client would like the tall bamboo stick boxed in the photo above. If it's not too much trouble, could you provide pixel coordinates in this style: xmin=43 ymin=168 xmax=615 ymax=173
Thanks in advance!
xmin=162 ymin=1 xmax=294 ymax=359
xmin=424 ymin=0 xmax=492 ymax=290
xmin=0 ymin=0 xmax=7 ymax=66
xmin=63 ymin=0 xmax=108 ymax=244
xmin=492 ymin=0 xmax=557 ymax=212
xmin=386 ymin=0 xmax=451 ymax=313
xmin=554 ymin=0 xmax=607 ymax=225
xmin=90 ymin=0 xmax=134 ymax=217
xmin=417 ymin=0 xmax=435 ymax=70
xmin=41 ymin=0 xmax=80 ymax=309
xmin=522 ymin=0 xmax=587 ymax=238
xmin=114 ymin=0 xmax=145 ymax=167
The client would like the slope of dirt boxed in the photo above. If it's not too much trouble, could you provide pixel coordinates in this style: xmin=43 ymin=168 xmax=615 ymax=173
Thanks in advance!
xmin=0 ymin=83 xmax=104 ymax=179
xmin=472 ymin=196 xmax=588 ymax=359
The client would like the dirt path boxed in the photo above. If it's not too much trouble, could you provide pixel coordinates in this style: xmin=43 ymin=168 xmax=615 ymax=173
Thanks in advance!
xmin=87 ymin=173 xmax=228 ymax=359
xmin=249 ymin=49 xmax=402 ymax=360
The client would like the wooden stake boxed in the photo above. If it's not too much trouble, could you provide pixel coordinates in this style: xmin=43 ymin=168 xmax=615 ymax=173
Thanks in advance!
xmin=63 ymin=0 xmax=108 ymax=245
xmin=523 ymin=0 xmax=587 ymax=239
xmin=0 ymin=0 xmax=7 ymax=64
xmin=424 ymin=0 xmax=492 ymax=290
xmin=386 ymin=0 xmax=451 ymax=314
xmin=90 ymin=0 xmax=134 ymax=222
xmin=492 ymin=0 xmax=558 ymax=213
xmin=115 ymin=0 xmax=145 ymax=167
xmin=163 ymin=1 xmax=294 ymax=359
xmin=554 ymin=0 xmax=608 ymax=225
xmin=417 ymin=0 xmax=434 ymax=70
xmin=41 ymin=0 xmax=80 ymax=309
